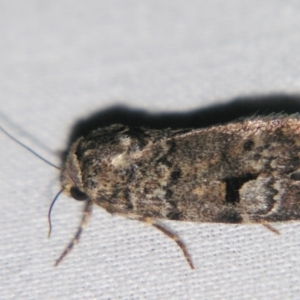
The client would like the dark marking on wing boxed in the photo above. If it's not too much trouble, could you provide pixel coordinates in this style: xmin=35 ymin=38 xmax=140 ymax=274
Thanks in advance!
xmin=224 ymin=173 xmax=258 ymax=204
xmin=171 ymin=169 xmax=181 ymax=182
xmin=217 ymin=210 xmax=243 ymax=223
xmin=243 ymin=140 xmax=254 ymax=151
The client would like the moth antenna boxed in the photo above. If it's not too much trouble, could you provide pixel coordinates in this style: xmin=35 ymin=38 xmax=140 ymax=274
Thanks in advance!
xmin=0 ymin=125 xmax=60 ymax=170
xmin=48 ymin=189 xmax=64 ymax=238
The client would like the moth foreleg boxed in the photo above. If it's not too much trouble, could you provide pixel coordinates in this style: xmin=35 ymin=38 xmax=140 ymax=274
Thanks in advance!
xmin=54 ymin=200 xmax=93 ymax=266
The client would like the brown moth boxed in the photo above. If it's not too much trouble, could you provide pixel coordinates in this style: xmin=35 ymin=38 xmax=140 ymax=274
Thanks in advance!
xmin=56 ymin=115 xmax=300 ymax=268
xmin=3 ymin=114 xmax=300 ymax=269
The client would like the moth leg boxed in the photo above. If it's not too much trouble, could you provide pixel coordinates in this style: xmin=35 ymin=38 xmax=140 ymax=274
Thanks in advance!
xmin=262 ymin=223 xmax=280 ymax=235
xmin=54 ymin=200 xmax=93 ymax=266
xmin=142 ymin=218 xmax=194 ymax=269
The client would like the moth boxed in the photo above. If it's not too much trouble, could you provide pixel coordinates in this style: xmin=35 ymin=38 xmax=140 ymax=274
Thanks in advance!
xmin=3 ymin=114 xmax=300 ymax=269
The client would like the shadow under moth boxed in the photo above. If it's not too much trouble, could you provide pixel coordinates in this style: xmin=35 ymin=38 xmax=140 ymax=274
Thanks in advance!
xmin=3 ymin=114 xmax=300 ymax=269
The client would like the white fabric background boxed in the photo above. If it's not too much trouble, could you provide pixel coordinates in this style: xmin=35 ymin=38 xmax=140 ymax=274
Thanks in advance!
xmin=1 ymin=1 xmax=300 ymax=299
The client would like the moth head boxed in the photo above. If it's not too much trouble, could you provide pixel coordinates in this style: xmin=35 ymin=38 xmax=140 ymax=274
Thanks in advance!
xmin=60 ymin=137 xmax=89 ymax=201
xmin=48 ymin=136 xmax=91 ymax=239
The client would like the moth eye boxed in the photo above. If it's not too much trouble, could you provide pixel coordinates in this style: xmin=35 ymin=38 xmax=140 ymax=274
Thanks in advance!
xmin=70 ymin=186 xmax=88 ymax=201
